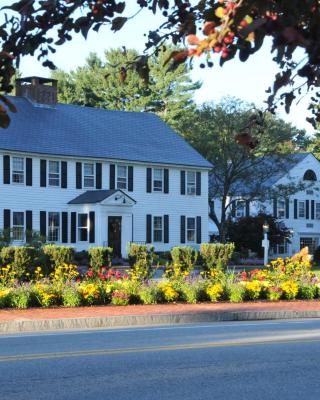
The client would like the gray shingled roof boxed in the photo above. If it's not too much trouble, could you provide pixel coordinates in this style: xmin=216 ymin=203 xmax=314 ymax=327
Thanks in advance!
xmin=1 ymin=97 xmax=212 ymax=168
xmin=68 ymin=189 xmax=136 ymax=204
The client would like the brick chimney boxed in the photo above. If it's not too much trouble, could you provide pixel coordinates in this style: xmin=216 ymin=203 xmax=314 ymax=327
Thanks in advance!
xmin=16 ymin=76 xmax=57 ymax=107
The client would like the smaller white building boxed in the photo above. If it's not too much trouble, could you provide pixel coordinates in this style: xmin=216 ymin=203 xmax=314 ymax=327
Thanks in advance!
xmin=211 ymin=153 xmax=320 ymax=257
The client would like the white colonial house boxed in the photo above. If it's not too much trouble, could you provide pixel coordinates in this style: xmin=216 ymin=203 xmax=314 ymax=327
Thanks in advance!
xmin=210 ymin=153 xmax=320 ymax=257
xmin=0 ymin=77 xmax=211 ymax=258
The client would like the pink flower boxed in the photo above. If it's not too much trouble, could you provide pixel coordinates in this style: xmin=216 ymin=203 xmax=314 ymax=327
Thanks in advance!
xmin=86 ymin=270 xmax=94 ymax=278
xmin=115 ymin=271 xmax=122 ymax=280
xmin=123 ymin=274 xmax=128 ymax=280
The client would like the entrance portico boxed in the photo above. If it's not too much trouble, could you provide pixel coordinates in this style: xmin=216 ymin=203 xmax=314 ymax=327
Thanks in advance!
xmin=68 ymin=189 xmax=136 ymax=257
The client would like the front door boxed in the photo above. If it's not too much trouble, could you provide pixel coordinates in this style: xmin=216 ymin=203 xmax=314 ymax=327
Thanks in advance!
xmin=108 ymin=216 xmax=122 ymax=258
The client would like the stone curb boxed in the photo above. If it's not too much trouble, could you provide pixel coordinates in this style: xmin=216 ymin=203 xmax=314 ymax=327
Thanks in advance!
xmin=1 ymin=310 xmax=320 ymax=334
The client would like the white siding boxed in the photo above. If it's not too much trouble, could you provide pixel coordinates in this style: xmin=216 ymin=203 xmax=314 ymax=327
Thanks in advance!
xmin=0 ymin=151 xmax=209 ymax=256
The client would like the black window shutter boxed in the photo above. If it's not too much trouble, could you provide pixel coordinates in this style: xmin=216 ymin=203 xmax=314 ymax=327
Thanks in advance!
xmin=294 ymin=199 xmax=298 ymax=219
xmin=180 ymin=216 xmax=186 ymax=243
xmin=245 ymin=200 xmax=250 ymax=217
xmin=110 ymin=164 xmax=115 ymax=189
xmin=311 ymin=200 xmax=315 ymax=220
xmin=180 ymin=171 xmax=186 ymax=195
xmin=40 ymin=160 xmax=47 ymax=187
xmin=146 ymin=214 xmax=152 ymax=243
xmin=164 ymin=215 xmax=169 ymax=243
xmin=273 ymin=198 xmax=277 ymax=218
xmin=164 ymin=169 xmax=169 ymax=194
xmin=61 ymin=161 xmax=67 ymax=188
xmin=71 ymin=212 xmax=77 ymax=243
xmin=146 ymin=168 xmax=152 ymax=193
xmin=3 ymin=155 xmax=10 ymax=184
xmin=26 ymin=158 xmax=32 ymax=186
xmin=40 ymin=211 xmax=46 ymax=238
xmin=62 ymin=212 xmax=68 ymax=243
xmin=3 ymin=209 xmax=10 ymax=230
xmin=196 ymin=216 xmax=202 ymax=244
xmin=306 ymin=200 xmax=310 ymax=219
xmin=196 ymin=171 xmax=201 ymax=196
xmin=89 ymin=211 xmax=95 ymax=243
xmin=285 ymin=199 xmax=290 ymax=219
xmin=96 ymin=163 xmax=102 ymax=189
xmin=128 ymin=166 xmax=133 ymax=192
xmin=76 ymin=162 xmax=82 ymax=189
xmin=26 ymin=211 xmax=32 ymax=242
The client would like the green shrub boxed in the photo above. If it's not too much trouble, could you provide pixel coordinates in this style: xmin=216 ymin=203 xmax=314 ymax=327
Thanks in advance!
xmin=138 ymin=284 xmax=162 ymax=304
xmin=1 ymin=246 xmax=15 ymax=265
xmin=62 ymin=285 xmax=82 ymax=307
xmin=169 ymin=246 xmax=198 ymax=278
xmin=89 ymin=247 xmax=112 ymax=272
xmin=200 ymin=243 xmax=235 ymax=274
xmin=127 ymin=243 xmax=154 ymax=281
xmin=111 ymin=290 xmax=130 ymax=306
xmin=299 ymin=284 xmax=316 ymax=300
xmin=0 ymin=288 xmax=12 ymax=308
xmin=14 ymin=247 xmax=37 ymax=279
xmin=10 ymin=285 xmax=36 ymax=309
xmin=179 ymin=282 xmax=200 ymax=304
xmin=43 ymin=245 xmax=75 ymax=269
xmin=1 ymin=246 xmax=37 ymax=280
xmin=226 ymin=283 xmax=245 ymax=303
xmin=74 ymin=250 xmax=89 ymax=265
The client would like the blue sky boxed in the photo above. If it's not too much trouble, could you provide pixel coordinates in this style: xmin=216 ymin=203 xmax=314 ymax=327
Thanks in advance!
xmin=17 ymin=4 xmax=313 ymax=134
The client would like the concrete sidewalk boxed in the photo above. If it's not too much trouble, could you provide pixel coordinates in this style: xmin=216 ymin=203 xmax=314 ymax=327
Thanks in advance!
xmin=1 ymin=301 xmax=320 ymax=334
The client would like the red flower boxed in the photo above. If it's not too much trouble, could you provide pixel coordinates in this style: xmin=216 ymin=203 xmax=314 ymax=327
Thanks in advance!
xmin=101 ymin=267 xmax=107 ymax=272
xmin=76 ymin=277 xmax=81 ymax=283
xmin=86 ymin=270 xmax=94 ymax=278
xmin=123 ymin=273 xmax=128 ymax=280
xmin=115 ymin=271 xmax=122 ymax=280
xmin=98 ymin=273 xmax=106 ymax=281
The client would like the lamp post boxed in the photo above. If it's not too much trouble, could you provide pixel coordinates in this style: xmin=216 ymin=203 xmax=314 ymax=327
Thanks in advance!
xmin=262 ymin=221 xmax=270 ymax=266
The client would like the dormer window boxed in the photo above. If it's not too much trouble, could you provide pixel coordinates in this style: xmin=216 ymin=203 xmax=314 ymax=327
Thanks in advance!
xmin=303 ymin=169 xmax=317 ymax=181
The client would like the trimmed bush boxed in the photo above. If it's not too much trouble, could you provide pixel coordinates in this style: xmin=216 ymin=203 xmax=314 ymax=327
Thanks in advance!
xmin=127 ymin=243 xmax=154 ymax=281
xmin=170 ymin=246 xmax=198 ymax=278
xmin=89 ymin=247 xmax=112 ymax=272
xmin=1 ymin=246 xmax=37 ymax=280
xmin=43 ymin=245 xmax=74 ymax=269
xmin=200 ymin=243 xmax=235 ymax=274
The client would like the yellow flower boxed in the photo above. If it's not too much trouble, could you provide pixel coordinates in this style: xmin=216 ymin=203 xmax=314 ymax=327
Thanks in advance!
xmin=206 ymin=283 xmax=223 ymax=302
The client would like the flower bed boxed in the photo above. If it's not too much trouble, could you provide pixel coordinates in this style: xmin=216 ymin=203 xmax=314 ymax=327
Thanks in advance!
xmin=0 ymin=247 xmax=319 ymax=308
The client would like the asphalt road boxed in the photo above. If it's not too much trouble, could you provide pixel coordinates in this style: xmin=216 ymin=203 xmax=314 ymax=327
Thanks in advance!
xmin=1 ymin=319 xmax=320 ymax=400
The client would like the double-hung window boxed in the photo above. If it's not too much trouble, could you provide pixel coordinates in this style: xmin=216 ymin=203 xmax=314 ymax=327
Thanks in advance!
xmin=48 ymin=161 xmax=60 ymax=186
xmin=298 ymin=201 xmax=305 ymax=218
xmin=12 ymin=157 xmax=24 ymax=184
xmin=78 ymin=213 xmax=88 ymax=241
xmin=117 ymin=165 xmax=127 ymax=189
xmin=186 ymin=171 xmax=196 ymax=195
xmin=48 ymin=212 xmax=60 ymax=242
xmin=236 ymin=200 xmax=245 ymax=218
xmin=277 ymin=199 xmax=285 ymax=219
xmin=12 ymin=212 xmax=24 ymax=241
xmin=153 ymin=216 xmax=163 ymax=242
xmin=83 ymin=163 xmax=95 ymax=188
xmin=153 ymin=169 xmax=163 ymax=192
xmin=187 ymin=217 xmax=196 ymax=242
xmin=316 ymin=203 xmax=320 ymax=220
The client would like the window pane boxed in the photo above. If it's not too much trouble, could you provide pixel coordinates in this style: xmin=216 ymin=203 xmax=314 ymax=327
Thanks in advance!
xmin=187 ymin=218 xmax=195 ymax=229
xmin=12 ymin=157 xmax=24 ymax=184
xmin=49 ymin=161 xmax=59 ymax=173
xmin=84 ymin=163 xmax=94 ymax=175
xmin=48 ymin=212 xmax=60 ymax=242
xmin=13 ymin=212 xmax=24 ymax=241
xmin=154 ymin=169 xmax=162 ymax=180
xmin=186 ymin=171 xmax=196 ymax=195
xmin=298 ymin=202 xmax=305 ymax=218
xmin=187 ymin=230 xmax=195 ymax=242
xmin=117 ymin=166 xmax=127 ymax=189
xmin=316 ymin=203 xmax=320 ymax=219
xmin=153 ymin=169 xmax=163 ymax=192
xmin=153 ymin=216 xmax=162 ymax=242
xmin=154 ymin=217 xmax=162 ymax=229
xmin=78 ymin=214 xmax=88 ymax=241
